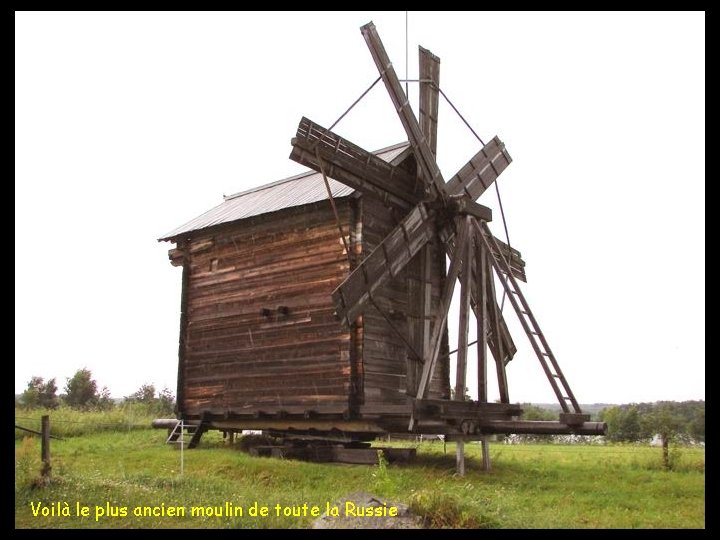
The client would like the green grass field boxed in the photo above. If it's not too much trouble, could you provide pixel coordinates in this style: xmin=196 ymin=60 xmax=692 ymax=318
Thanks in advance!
xmin=15 ymin=412 xmax=704 ymax=529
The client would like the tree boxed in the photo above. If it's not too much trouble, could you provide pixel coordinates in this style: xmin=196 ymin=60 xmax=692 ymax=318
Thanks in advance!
xmin=19 ymin=376 xmax=59 ymax=409
xmin=688 ymin=406 xmax=705 ymax=443
xmin=64 ymin=368 xmax=99 ymax=408
xmin=97 ymin=386 xmax=115 ymax=410
xmin=157 ymin=387 xmax=176 ymax=415
xmin=599 ymin=405 xmax=643 ymax=442
xmin=641 ymin=402 xmax=685 ymax=470
xmin=128 ymin=383 xmax=156 ymax=403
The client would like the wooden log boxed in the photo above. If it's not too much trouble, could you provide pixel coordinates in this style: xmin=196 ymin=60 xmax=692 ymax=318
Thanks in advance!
xmin=41 ymin=415 xmax=51 ymax=478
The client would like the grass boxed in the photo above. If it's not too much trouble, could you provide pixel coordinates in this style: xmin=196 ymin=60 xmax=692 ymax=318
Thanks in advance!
xmin=15 ymin=422 xmax=704 ymax=529
xmin=15 ymin=405 xmax=161 ymax=439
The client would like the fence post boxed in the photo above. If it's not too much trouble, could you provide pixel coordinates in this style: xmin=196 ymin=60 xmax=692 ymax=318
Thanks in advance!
xmin=41 ymin=415 xmax=51 ymax=478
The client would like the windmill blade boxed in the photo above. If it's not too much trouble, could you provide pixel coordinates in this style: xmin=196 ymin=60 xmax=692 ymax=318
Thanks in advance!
xmin=332 ymin=203 xmax=435 ymax=326
xmin=361 ymin=22 xmax=448 ymax=202
xmin=418 ymin=46 xmax=440 ymax=156
xmin=492 ymin=235 xmax=526 ymax=282
xmin=290 ymin=117 xmax=422 ymax=210
xmin=446 ymin=136 xmax=513 ymax=202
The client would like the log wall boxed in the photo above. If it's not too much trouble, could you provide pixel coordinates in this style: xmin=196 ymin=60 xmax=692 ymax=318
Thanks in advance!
xmin=178 ymin=200 xmax=354 ymax=417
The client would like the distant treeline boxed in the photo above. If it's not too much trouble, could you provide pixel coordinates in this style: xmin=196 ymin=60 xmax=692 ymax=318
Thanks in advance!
xmin=16 ymin=368 xmax=175 ymax=416
xmin=520 ymin=400 xmax=704 ymax=444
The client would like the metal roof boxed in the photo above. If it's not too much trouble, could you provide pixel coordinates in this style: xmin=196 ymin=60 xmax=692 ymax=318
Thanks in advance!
xmin=159 ymin=142 xmax=410 ymax=241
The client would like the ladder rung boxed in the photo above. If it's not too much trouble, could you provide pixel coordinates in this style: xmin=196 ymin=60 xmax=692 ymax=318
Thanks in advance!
xmin=552 ymin=374 xmax=560 ymax=378
xmin=530 ymin=331 xmax=539 ymax=335
xmin=542 ymin=352 xmax=551 ymax=356
xmin=520 ymin=310 xmax=529 ymax=315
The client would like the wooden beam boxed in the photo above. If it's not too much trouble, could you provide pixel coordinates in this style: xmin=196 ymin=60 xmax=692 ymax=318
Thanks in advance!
xmin=406 ymin=246 xmax=433 ymax=396
xmin=477 ymin=238 xmax=488 ymax=403
xmin=448 ymin=196 xmax=493 ymax=222
xmin=415 ymin=218 xmax=468 ymax=399
xmin=361 ymin=22 xmax=447 ymax=202
xmin=176 ymin=241 xmax=190 ymax=417
xmin=41 ymin=415 xmax=51 ymax=478
xmin=409 ymin=45 xmax=440 ymax=399
xmin=481 ymin=436 xmax=491 ymax=471
xmin=455 ymin=217 xmax=473 ymax=402
xmin=486 ymin=255 xmax=510 ymax=403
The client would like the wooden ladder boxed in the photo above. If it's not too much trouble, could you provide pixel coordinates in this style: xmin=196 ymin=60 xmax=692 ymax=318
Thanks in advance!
xmin=476 ymin=221 xmax=582 ymax=414
xmin=166 ymin=420 xmax=205 ymax=449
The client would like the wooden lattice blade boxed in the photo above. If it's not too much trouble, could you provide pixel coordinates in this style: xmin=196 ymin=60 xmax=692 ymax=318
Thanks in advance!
xmin=446 ymin=136 xmax=513 ymax=202
xmin=289 ymin=117 xmax=422 ymax=210
xmin=332 ymin=203 xmax=435 ymax=326
xmin=418 ymin=45 xmax=440 ymax=157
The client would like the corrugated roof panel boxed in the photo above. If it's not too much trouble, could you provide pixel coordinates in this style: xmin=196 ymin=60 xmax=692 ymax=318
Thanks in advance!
xmin=159 ymin=142 xmax=409 ymax=241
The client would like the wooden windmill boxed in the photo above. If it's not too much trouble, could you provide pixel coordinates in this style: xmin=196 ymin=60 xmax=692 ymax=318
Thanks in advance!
xmin=158 ymin=21 xmax=606 ymax=468
xmin=289 ymin=22 xmax=587 ymax=430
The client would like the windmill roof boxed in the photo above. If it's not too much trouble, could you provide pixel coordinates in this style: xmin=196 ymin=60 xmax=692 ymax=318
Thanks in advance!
xmin=158 ymin=142 xmax=410 ymax=241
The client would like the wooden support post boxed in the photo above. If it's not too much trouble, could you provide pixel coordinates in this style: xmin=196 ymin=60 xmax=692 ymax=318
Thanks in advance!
xmin=486 ymin=257 xmax=510 ymax=403
xmin=477 ymin=239 xmax=488 ymax=403
xmin=456 ymin=440 xmax=465 ymax=476
xmin=41 ymin=415 xmax=51 ymax=479
xmin=455 ymin=217 xmax=472 ymax=400
xmin=454 ymin=217 xmax=473 ymax=477
xmin=481 ymin=436 xmax=491 ymax=471
xmin=416 ymin=218 xmax=468 ymax=400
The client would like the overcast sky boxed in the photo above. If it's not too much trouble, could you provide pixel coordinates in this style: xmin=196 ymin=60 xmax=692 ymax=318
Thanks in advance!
xmin=15 ymin=11 xmax=704 ymax=405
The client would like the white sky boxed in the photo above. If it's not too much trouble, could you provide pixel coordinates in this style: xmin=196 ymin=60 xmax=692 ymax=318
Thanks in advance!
xmin=15 ymin=11 xmax=705 ymax=405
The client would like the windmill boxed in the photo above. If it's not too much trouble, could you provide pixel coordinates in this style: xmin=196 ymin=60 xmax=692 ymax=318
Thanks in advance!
xmin=289 ymin=21 xmax=590 ymax=436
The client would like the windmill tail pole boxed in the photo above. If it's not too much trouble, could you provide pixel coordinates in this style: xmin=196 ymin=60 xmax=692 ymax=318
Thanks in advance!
xmin=481 ymin=421 xmax=607 ymax=436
